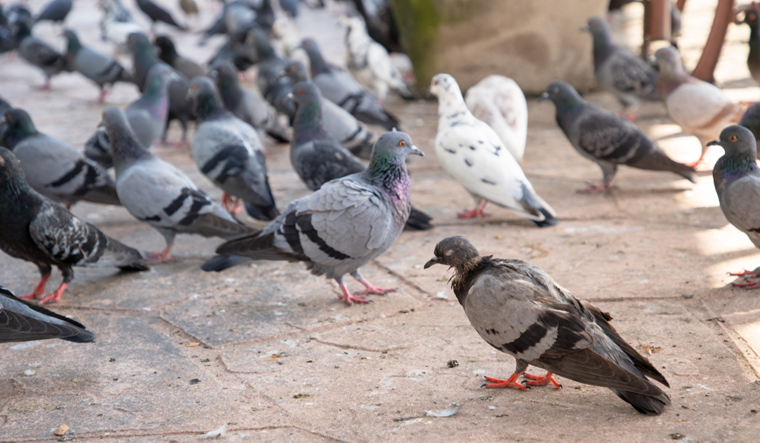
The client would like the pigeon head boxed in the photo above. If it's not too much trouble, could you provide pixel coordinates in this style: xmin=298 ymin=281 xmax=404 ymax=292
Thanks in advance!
xmin=708 ymin=125 xmax=758 ymax=158
xmin=251 ymin=28 xmax=275 ymax=59
xmin=744 ymin=8 xmax=760 ymax=27
xmin=154 ymin=35 xmax=177 ymax=60
xmin=62 ymin=28 xmax=82 ymax=52
xmin=188 ymin=76 xmax=225 ymax=119
xmin=101 ymin=107 xmax=150 ymax=170
xmin=282 ymin=60 xmax=308 ymax=83
xmin=539 ymin=81 xmax=584 ymax=110
xmin=371 ymin=131 xmax=423 ymax=164
xmin=299 ymin=38 xmax=328 ymax=75
xmin=0 ymin=146 xmax=29 ymax=191
xmin=0 ymin=108 xmax=38 ymax=149
xmin=290 ymin=81 xmax=321 ymax=107
xmin=582 ymin=17 xmax=616 ymax=64
xmin=424 ymin=236 xmax=480 ymax=270
xmin=210 ymin=62 xmax=238 ymax=90
xmin=428 ymin=73 xmax=461 ymax=99
xmin=127 ymin=32 xmax=152 ymax=55
xmin=652 ymin=46 xmax=683 ymax=74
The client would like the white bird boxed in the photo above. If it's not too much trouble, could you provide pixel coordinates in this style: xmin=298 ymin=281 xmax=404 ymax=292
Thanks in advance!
xmin=429 ymin=73 xmax=556 ymax=226
xmin=465 ymin=75 xmax=528 ymax=162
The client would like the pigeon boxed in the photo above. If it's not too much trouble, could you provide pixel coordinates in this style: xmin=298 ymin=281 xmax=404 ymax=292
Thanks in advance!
xmin=582 ymin=17 xmax=660 ymax=121
xmin=424 ymin=236 xmax=671 ymax=415
xmin=98 ymin=0 xmax=144 ymax=50
xmin=289 ymin=82 xmax=432 ymax=230
xmin=429 ymin=74 xmax=557 ymax=225
xmin=282 ymin=60 xmax=375 ymax=159
xmin=654 ymin=45 xmax=743 ymax=166
xmin=84 ymin=64 xmax=175 ymax=167
xmin=154 ymin=34 xmax=206 ymax=80
xmin=102 ymin=107 xmax=254 ymax=263
xmin=206 ymin=30 xmax=259 ymax=73
xmin=211 ymin=62 xmax=290 ymax=144
xmin=300 ymin=38 xmax=400 ymax=130
xmin=0 ymin=20 xmax=14 ymax=55
xmin=0 ymin=285 xmax=95 ymax=343
xmin=0 ymin=147 xmax=148 ymax=304
xmin=254 ymin=29 xmax=296 ymax=115
xmin=62 ymin=28 xmax=133 ymax=102
xmin=34 ymin=0 xmax=73 ymax=25
xmin=0 ymin=96 xmax=11 ymax=140
xmin=743 ymin=8 xmax=760 ymax=85
xmin=202 ymin=131 xmax=424 ymax=305
xmin=14 ymin=20 xmax=69 ymax=89
xmin=465 ymin=75 xmax=528 ymax=163
xmin=540 ymin=81 xmax=696 ymax=193
xmin=709 ymin=125 xmax=760 ymax=288
xmin=339 ymin=15 xmax=413 ymax=105
xmin=188 ymin=76 xmax=279 ymax=220
xmin=740 ymin=102 xmax=760 ymax=150
xmin=0 ymin=108 xmax=121 ymax=209
xmin=135 ymin=0 xmax=186 ymax=32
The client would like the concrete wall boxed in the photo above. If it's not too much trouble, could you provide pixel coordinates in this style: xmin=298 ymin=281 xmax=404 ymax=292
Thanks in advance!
xmin=392 ymin=0 xmax=608 ymax=94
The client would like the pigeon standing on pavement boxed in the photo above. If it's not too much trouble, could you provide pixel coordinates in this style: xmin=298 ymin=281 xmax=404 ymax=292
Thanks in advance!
xmin=582 ymin=17 xmax=660 ymax=120
xmin=465 ymin=75 xmax=528 ymax=162
xmin=102 ymin=108 xmax=254 ymax=263
xmin=0 ymin=285 xmax=95 ymax=343
xmin=188 ymin=77 xmax=279 ymax=220
xmin=0 ymin=147 xmax=147 ymax=305
xmin=34 ymin=0 xmax=73 ymax=25
xmin=0 ymin=108 xmax=120 ymax=208
xmin=424 ymin=236 xmax=671 ymax=415
xmin=202 ymin=131 xmax=424 ymax=305
xmin=62 ymin=28 xmax=133 ymax=102
xmin=429 ymin=74 xmax=557 ymax=225
xmin=154 ymin=34 xmax=206 ymax=80
xmin=14 ymin=21 xmax=69 ymax=89
xmin=135 ymin=0 xmax=186 ymax=32
xmin=709 ymin=125 xmax=760 ymax=288
xmin=654 ymin=45 xmax=743 ymax=166
xmin=540 ymin=81 xmax=696 ymax=193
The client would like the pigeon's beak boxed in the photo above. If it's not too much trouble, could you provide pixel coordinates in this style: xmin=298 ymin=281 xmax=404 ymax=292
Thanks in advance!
xmin=538 ymin=92 xmax=549 ymax=102
xmin=285 ymin=92 xmax=294 ymax=103
xmin=423 ymin=257 xmax=440 ymax=269
xmin=579 ymin=24 xmax=590 ymax=33
xmin=706 ymin=139 xmax=722 ymax=147
xmin=425 ymin=87 xmax=433 ymax=99
xmin=410 ymin=144 xmax=424 ymax=157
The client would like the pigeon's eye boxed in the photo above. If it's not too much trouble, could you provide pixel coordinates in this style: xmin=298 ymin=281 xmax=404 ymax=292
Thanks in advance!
xmin=101 ymin=113 xmax=106 ymax=120
xmin=298 ymin=89 xmax=304 ymax=95
xmin=444 ymin=249 xmax=454 ymax=257
xmin=398 ymin=140 xmax=406 ymax=147
xmin=729 ymin=135 xmax=738 ymax=141
xmin=751 ymin=13 xmax=756 ymax=20
xmin=552 ymin=87 xmax=559 ymax=93
xmin=433 ymin=80 xmax=439 ymax=86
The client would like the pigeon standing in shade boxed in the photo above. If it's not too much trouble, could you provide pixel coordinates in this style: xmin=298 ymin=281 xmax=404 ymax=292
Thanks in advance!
xmin=102 ymin=108 xmax=254 ymax=263
xmin=14 ymin=21 xmax=68 ymax=89
xmin=34 ymin=0 xmax=73 ymax=26
xmin=0 ymin=285 xmax=95 ymax=343
xmin=154 ymin=35 xmax=206 ymax=80
xmin=135 ymin=0 xmax=186 ymax=32
xmin=300 ymin=38 xmax=400 ymax=130
xmin=709 ymin=125 xmax=760 ymax=288
xmin=582 ymin=17 xmax=660 ymax=121
xmin=424 ymin=236 xmax=671 ymax=415
xmin=62 ymin=29 xmax=133 ymax=102
xmin=465 ymin=75 xmax=528 ymax=162
xmin=429 ymin=74 xmax=557 ymax=225
xmin=0 ymin=108 xmax=120 ymax=208
xmin=540 ymin=81 xmax=696 ymax=193
xmin=188 ymin=77 xmax=279 ymax=220
xmin=654 ymin=46 xmax=743 ymax=166
xmin=202 ymin=132 xmax=424 ymax=305
xmin=743 ymin=8 xmax=760 ymax=85
xmin=739 ymin=102 xmax=760 ymax=150
xmin=0 ymin=147 xmax=148 ymax=305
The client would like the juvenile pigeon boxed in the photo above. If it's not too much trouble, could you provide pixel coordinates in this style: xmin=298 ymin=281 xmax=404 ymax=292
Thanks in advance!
xmin=339 ymin=15 xmax=413 ymax=105
xmin=429 ymin=74 xmax=557 ymax=225
xmin=14 ymin=20 xmax=68 ymax=89
xmin=135 ymin=0 xmax=186 ymax=32
xmin=154 ymin=34 xmax=206 ymax=80
xmin=34 ymin=0 xmax=73 ymax=25
xmin=743 ymin=8 xmax=760 ymax=85
xmin=0 ymin=285 xmax=95 ymax=343
xmin=654 ymin=46 xmax=743 ymax=166
xmin=1 ymin=108 xmax=120 ymax=208
xmin=102 ymin=108 xmax=254 ymax=263
xmin=540 ymin=81 xmax=695 ymax=193
xmin=709 ymin=125 xmax=760 ymax=288
xmin=0 ymin=147 xmax=147 ymax=305
xmin=582 ymin=17 xmax=660 ymax=120
xmin=188 ymin=77 xmax=279 ymax=220
xmin=740 ymin=102 xmax=760 ymax=149
xmin=300 ymin=38 xmax=400 ymax=130
xmin=424 ymin=236 xmax=671 ymax=415
xmin=202 ymin=131 xmax=424 ymax=305
xmin=63 ymin=28 xmax=133 ymax=102
xmin=465 ymin=75 xmax=528 ymax=162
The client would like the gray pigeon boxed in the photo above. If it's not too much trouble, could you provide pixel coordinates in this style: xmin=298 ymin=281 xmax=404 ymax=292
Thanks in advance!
xmin=34 ymin=0 xmax=73 ymax=25
xmin=283 ymin=60 xmax=375 ymax=159
xmin=1 ymin=285 xmax=95 ymax=343
xmin=424 ymin=236 xmax=671 ymax=415
xmin=14 ymin=20 xmax=68 ymax=89
xmin=0 ymin=147 xmax=148 ymax=305
xmin=63 ymin=28 xmax=133 ymax=102
xmin=0 ymin=108 xmax=120 ymax=209
xmin=135 ymin=0 xmax=186 ymax=32
xmin=155 ymin=35 xmax=206 ymax=80
xmin=709 ymin=125 xmax=760 ymax=288
xmin=540 ymin=81 xmax=695 ymax=193
xmin=202 ymin=131 xmax=424 ymax=305
xmin=582 ymin=17 xmax=660 ymax=120
xmin=102 ymin=108 xmax=254 ymax=263
xmin=188 ymin=76 xmax=279 ymax=221
xmin=300 ymin=38 xmax=400 ymax=130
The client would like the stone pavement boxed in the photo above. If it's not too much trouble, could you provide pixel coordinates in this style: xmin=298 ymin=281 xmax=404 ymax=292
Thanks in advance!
xmin=2 ymin=0 xmax=760 ymax=441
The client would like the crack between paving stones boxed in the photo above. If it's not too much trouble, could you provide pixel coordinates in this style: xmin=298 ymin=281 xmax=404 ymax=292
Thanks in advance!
xmin=695 ymin=300 xmax=760 ymax=380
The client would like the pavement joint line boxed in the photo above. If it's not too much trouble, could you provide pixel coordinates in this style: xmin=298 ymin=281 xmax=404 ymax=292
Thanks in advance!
xmin=370 ymin=260 xmax=435 ymax=299
xmin=306 ymin=336 xmax=402 ymax=354
xmin=696 ymin=300 xmax=760 ymax=380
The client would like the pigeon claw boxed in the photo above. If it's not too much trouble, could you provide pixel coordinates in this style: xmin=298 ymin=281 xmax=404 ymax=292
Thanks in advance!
xmin=730 ymin=269 xmax=759 ymax=278
xmin=38 ymin=282 xmax=69 ymax=305
xmin=577 ymin=182 xmax=615 ymax=194
xmin=457 ymin=208 xmax=487 ymax=219
xmin=522 ymin=371 xmax=562 ymax=389
xmin=146 ymin=249 xmax=178 ymax=264
xmin=483 ymin=374 xmax=528 ymax=390
xmin=221 ymin=193 xmax=243 ymax=215
xmin=732 ymin=279 xmax=760 ymax=289
xmin=20 ymin=274 xmax=51 ymax=300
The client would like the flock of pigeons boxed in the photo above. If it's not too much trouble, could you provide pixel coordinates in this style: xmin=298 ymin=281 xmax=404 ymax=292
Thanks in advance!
xmin=3 ymin=0 xmax=760 ymax=418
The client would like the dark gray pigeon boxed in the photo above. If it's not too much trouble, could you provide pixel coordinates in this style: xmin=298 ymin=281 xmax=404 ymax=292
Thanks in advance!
xmin=0 ymin=285 xmax=95 ymax=343
xmin=424 ymin=236 xmax=671 ymax=415
xmin=34 ymin=0 xmax=73 ymax=25
xmin=202 ymin=131 xmax=424 ymax=305
xmin=0 ymin=147 xmax=148 ymax=305
xmin=582 ymin=17 xmax=660 ymax=121
xmin=0 ymin=108 xmax=121 ymax=209
xmin=188 ymin=76 xmax=279 ymax=221
xmin=540 ymin=81 xmax=695 ymax=193
xmin=154 ymin=34 xmax=206 ymax=80
xmin=300 ymin=38 xmax=400 ymax=130
xmin=102 ymin=108 xmax=255 ymax=263
xmin=14 ymin=20 xmax=68 ymax=89
xmin=255 ymin=30 xmax=296 ymax=118
xmin=709 ymin=125 xmax=760 ymax=288
xmin=0 ymin=96 xmax=11 ymax=141
xmin=135 ymin=0 xmax=186 ymax=32
xmin=63 ymin=28 xmax=133 ymax=102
